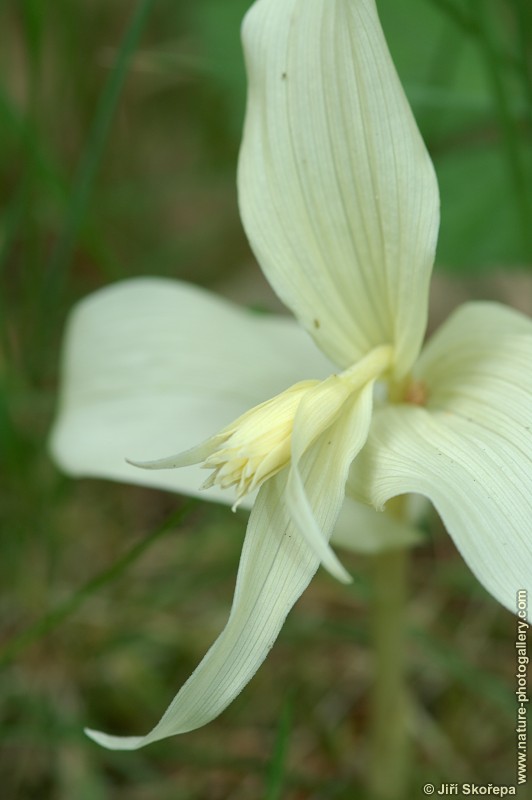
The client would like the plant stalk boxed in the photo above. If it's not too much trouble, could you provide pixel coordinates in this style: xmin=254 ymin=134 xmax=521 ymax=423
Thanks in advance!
xmin=369 ymin=538 xmax=410 ymax=800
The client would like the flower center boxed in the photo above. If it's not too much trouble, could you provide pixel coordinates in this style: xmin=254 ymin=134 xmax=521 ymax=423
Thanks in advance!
xmin=199 ymin=345 xmax=395 ymax=507
xmin=130 ymin=345 xmax=395 ymax=509
xmin=403 ymin=379 xmax=428 ymax=406
xmin=201 ymin=380 xmax=319 ymax=508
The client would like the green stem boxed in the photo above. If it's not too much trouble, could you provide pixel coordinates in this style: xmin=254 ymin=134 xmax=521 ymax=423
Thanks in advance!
xmin=369 ymin=542 xmax=410 ymax=800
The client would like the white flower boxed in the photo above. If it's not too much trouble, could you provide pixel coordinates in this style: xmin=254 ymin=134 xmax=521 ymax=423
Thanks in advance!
xmin=50 ymin=0 xmax=532 ymax=750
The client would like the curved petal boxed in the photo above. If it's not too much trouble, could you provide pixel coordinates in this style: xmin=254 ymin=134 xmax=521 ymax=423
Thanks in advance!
xmin=285 ymin=345 xmax=393 ymax=579
xmin=415 ymin=301 xmax=532 ymax=461
xmin=49 ymin=278 xmax=332 ymax=505
xmin=85 ymin=390 xmax=364 ymax=749
xmin=286 ymin=380 xmax=374 ymax=582
xmin=355 ymin=303 xmax=532 ymax=617
xmin=415 ymin=301 xmax=532 ymax=418
xmin=238 ymin=0 xmax=439 ymax=376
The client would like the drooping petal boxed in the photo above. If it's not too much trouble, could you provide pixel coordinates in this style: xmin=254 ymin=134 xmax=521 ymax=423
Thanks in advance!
xmin=238 ymin=0 xmax=439 ymax=376
xmin=353 ymin=302 xmax=532 ymax=618
xmin=49 ymin=278 xmax=332 ymax=505
xmin=285 ymin=345 xmax=393 ymax=580
xmin=286 ymin=381 xmax=374 ymax=582
xmin=85 ymin=390 xmax=365 ymax=749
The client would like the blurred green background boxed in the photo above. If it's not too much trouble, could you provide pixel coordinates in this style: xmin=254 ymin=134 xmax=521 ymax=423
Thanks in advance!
xmin=1 ymin=0 xmax=530 ymax=798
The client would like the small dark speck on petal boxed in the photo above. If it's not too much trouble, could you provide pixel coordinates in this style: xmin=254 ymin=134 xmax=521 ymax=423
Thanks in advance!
xmin=313 ymin=318 xmax=320 ymax=329
xmin=281 ymin=72 xmax=287 ymax=80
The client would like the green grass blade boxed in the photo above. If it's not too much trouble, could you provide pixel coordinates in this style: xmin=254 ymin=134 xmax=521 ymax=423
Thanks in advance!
xmin=473 ymin=0 xmax=532 ymax=260
xmin=0 ymin=183 xmax=27 ymax=350
xmin=429 ymin=0 xmax=532 ymax=261
xmin=428 ymin=0 xmax=478 ymax=37
xmin=264 ymin=695 xmax=294 ymax=800
xmin=412 ymin=627 xmax=514 ymax=720
xmin=0 ymin=501 xmax=196 ymax=668
xmin=44 ymin=0 xmax=156 ymax=307
xmin=20 ymin=0 xmax=44 ymax=76
xmin=515 ymin=0 xmax=532 ymax=113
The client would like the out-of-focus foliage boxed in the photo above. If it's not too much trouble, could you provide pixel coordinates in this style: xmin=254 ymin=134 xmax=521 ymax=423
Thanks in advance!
xmin=381 ymin=0 xmax=532 ymax=268
xmin=0 ymin=1 xmax=530 ymax=798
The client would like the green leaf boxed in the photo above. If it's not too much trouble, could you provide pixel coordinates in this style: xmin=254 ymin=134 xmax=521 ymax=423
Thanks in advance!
xmin=264 ymin=695 xmax=293 ymax=800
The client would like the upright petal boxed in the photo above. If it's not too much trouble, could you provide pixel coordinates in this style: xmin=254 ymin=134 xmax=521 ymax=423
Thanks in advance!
xmin=353 ymin=303 xmax=532 ymax=618
xmin=85 ymin=388 xmax=365 ymax=749
xmin=238 ymin=0 xmax=439 ymax=376
xmin=49 ymin=278 xmax=332 ymax=504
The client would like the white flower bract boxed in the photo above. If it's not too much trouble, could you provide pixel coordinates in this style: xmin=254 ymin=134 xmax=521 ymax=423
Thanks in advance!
xmin=49 ymin=0 xmax=532 ymax=750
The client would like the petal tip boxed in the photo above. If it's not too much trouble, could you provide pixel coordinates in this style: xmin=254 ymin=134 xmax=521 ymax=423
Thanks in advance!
xmin=333 ymin=564 xmax=354 ymax=585
xmin=84 ymin=727 xmax=143 ymax=751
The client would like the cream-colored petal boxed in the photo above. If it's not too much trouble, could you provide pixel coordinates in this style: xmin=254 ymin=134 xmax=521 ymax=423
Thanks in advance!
xmin=238 ymin=0 xmax=439 ymax=376
xmin=285 ymin=344 xmax=394 ymax=577
xmin=287 ymin=382 xmax=374 ymax=582
xmin=85 ymin=396 xmax=363 ymax=749
xmin=415 ymin=302 xmax=532 ymax=434
xmin=49 ymin=278 xmax=332 ymax=505
xmin=331 ymin=496 xmax=424 ymax=555
xmin=358 ymin=406 xmax=532 ymax=619
xmin=355 ymin=302 xmax=532 ymax=617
